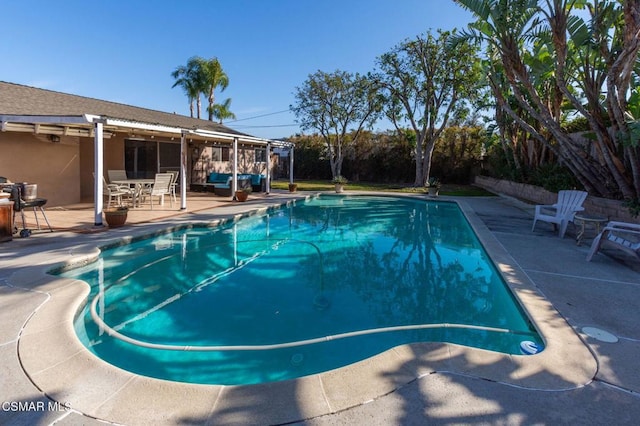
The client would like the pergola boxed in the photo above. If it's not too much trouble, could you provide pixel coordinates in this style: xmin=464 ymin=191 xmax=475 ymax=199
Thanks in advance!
xmin=0 ymin=113 xmax=295 ymax=226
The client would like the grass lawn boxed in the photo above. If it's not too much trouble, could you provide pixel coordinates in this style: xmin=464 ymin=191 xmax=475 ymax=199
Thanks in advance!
xmin=270 ymin=180 xmax=495 ymax=196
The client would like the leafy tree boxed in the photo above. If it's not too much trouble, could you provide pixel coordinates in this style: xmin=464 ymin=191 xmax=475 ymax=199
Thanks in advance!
xmin=286 ymin=134 xmax=331 ymax=180
xmin=376 ymin=29 xmax=485 ymax=187
xmin=431 ymin=122 xmax=486 ymax=183
xmin=291 ymin=70 xmax=383 ymax=179
xmin=454 ymin=0 xmax=640 ymax=199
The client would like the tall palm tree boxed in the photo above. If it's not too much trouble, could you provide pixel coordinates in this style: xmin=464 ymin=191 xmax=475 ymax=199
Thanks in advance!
xmin=200 ymin=57 xmax=230 ymax=121
xmin=171 ymin=56 xmax=204 ymax=118
xmin=210 ymin=98 xmax=236 ymax=123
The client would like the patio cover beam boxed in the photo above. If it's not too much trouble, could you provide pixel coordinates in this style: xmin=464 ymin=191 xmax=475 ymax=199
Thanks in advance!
xmin=180 ymin=132 xmax=187 ymax=210
xmin=93 ymin=120 xmax=105 ymax=226
xmin=232 ymin=137 xmax=238 ymax=199
xmin=103 ymin=118 xmax=183 ymax=135
xmin=266 ymin=141 xmax=271 ymax=194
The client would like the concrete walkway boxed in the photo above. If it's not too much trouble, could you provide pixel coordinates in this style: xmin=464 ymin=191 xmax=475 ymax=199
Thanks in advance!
xmin=1 ymin=192 xmax=639 ymax=425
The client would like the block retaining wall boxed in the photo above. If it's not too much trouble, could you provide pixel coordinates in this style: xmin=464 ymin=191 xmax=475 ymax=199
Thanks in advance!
xmin=474 ymin=175 xmax=639 ymax=224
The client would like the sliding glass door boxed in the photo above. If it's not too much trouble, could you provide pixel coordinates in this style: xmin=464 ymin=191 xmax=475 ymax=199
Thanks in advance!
xmin=125 ymin=139 xmax=180 ymax=178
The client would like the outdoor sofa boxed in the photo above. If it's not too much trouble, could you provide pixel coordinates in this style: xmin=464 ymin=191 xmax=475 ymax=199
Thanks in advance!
xmin=190 ymin=172 xmax=265 ymax=194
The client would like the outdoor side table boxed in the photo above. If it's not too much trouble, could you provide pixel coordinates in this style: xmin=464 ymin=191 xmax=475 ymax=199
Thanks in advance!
xmin=574 ymin=213 xmax=608 ymax=246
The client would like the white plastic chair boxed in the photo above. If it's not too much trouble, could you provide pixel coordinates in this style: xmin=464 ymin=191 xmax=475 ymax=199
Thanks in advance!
xmin=167 ymin=170 xmax=179 ymax=204
xmin=107 ymin=170 xmax=128 ymax=183
xmin=531 ymin=190 xmax=588 ymax=238
xmin=140 ymin=173 xmax=173 ymax=209
xmin=100 ymin=175 xmax=133 ymax=208
xmin=586 ymin=221 xmax=640 ymax=261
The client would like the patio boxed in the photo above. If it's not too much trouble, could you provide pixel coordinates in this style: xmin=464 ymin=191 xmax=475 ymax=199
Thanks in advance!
xmin=1 ymin=191 xmax=639 ymax=425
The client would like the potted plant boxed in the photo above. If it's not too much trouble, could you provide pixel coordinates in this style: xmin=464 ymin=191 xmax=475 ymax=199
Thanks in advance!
xmin=288 ymin=182 xmax=298 ymax=192
xmin=235 ymin=186 xmax=252 ymax=202
xmin=332 ymin=175 xmax=348 ymax=193
xmin=426 ymin=177 xmax=441 ymax=197
xmin=104 ymin=205 xmax=128 ymax=228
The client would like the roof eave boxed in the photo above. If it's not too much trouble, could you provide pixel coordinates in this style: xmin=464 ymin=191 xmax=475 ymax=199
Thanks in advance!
xmin=0 ymin=114 xmax=91 ymax=124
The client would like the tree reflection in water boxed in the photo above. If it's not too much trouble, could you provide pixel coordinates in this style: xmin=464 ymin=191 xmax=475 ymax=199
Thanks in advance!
xmin=64 ymin=195 xmax=540 ymax=385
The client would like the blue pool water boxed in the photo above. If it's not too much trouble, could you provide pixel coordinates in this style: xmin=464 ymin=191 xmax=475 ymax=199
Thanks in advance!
xmin=60 ymin=195 xmax=542 ymax=385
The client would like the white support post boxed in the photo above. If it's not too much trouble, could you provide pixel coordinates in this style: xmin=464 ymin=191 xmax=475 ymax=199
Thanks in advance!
xmin=180 ymin=132 xmax=187 ymax=210
xmin=289 ymin=145 xmax=294 ymax=185
xmin=93 ymin=121 xmax=104 ymax=226
xmin=232 ymin=137 xmax=238 ymax=199
xmin=266 ymin=142 xmax=271 ymax=194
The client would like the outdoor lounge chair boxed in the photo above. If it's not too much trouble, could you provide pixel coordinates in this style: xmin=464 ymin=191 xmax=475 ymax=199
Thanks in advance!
xmin=586 ymin=221 xmax=640 ymax=262
xmin=531 ymin=190 xmax=587 ymax=238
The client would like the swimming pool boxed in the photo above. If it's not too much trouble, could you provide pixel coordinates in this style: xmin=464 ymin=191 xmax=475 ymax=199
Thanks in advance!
xmin=61 ymin=195 xmax=542 ymax=385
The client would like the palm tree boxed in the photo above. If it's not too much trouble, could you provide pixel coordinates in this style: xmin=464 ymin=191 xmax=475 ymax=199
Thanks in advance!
xmin=171 ymin=56 xmax=204 ymax=119
xmin=200 ymin=57 xmax=229 ymax=121
xmin=210 ymin=98 xmax=236 ymax=123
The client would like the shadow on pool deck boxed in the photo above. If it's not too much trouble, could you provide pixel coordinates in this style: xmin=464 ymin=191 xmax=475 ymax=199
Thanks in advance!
xmin=1 ymin=192 xmax=639 ymax=425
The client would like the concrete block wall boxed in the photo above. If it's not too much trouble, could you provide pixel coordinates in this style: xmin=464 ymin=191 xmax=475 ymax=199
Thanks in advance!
xmin=474 ymin=175 xmax=639 ymax=224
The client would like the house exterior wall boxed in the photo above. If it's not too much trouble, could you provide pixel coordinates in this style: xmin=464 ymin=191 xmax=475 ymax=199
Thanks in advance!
xmin=78 ymin=134 xmax=125 ymax=201
xmin=0 ymin=132 xmax=81 ymax=206
xmin=0 ymin=132 xmax=128 ymax=206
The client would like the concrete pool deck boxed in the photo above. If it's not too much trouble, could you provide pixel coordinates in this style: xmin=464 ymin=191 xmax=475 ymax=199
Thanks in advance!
xmin=1 ymin=191 xmax=639 ymax=425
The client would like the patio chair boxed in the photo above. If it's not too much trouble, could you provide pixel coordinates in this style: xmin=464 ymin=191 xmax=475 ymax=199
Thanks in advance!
xmin=531 ymin=190 xmax=588 ymax=238
xmin=586 ymin=221 xmax=640 ymax=262
xmin=139 ymin=173 xmax=173 ymax=209
xmin=99 ymin=175 xmax=133 ymax=208
xmin=167 ymin=170 xmax=179 ymax=204
xmin=107 ymin=169 xmax=128 ymax=183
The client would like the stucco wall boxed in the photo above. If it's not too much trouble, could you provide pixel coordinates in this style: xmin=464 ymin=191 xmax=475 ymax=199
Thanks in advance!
xmin=78 ymin=135 xmax=125 ymax=201
xmin=0 ymin=132 xmax=81 ymax=206
xmin=474 ymin=175 xmax=639 ymax=224
xmin=0 ymin=132 xmax=128 ymax=206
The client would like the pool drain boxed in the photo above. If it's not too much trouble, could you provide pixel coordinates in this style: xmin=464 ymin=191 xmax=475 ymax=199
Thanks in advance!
xmin=291 ymin=353 xmax=304 ymax=366
xmin=313 ymin=294 xmax=330 ymax=310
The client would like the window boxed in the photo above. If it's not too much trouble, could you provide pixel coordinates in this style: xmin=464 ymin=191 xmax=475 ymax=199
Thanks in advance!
xmin=211 ymin=147 xmax=222 ymax=161
xmin=255 ymin=148 xmax=266 ymax=163
xmin=210 ymin=146 xmax=230 ymax=161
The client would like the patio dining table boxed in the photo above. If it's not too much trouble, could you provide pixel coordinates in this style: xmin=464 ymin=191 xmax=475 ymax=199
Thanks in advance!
xmin=112 ymin=179 xmax=154 ymax=207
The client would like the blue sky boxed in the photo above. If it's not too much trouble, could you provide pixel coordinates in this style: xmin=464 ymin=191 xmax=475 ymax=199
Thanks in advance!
xmin=0 ymin=1 xmax=474 ymax=139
